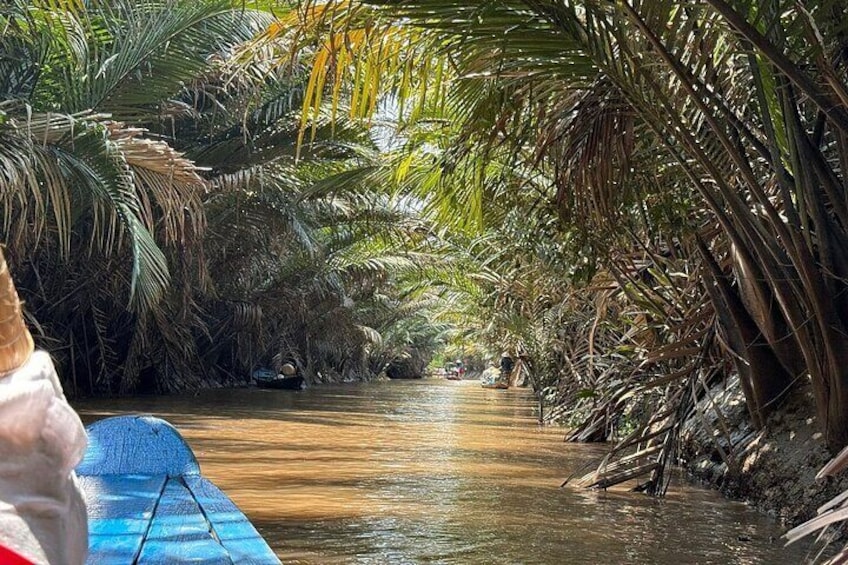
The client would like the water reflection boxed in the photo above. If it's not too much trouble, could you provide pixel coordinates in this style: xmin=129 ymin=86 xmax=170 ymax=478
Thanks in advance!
xmin=76 ymin=380 xmax=807 ymax=564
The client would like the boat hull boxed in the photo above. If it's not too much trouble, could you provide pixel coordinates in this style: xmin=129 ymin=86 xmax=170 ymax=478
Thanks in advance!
xmin=255 ymin=374 xmax=305 ymax=390
xmin=76 ymin=415 xmax=280 ymax=564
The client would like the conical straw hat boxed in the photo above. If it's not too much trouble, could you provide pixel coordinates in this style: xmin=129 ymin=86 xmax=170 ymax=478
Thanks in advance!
xmin=0 ymin=248 xmax=33 ymax=375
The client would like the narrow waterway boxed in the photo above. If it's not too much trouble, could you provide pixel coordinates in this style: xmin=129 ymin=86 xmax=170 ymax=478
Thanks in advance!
xmin=75 ymin=379 xmax=809 ymax=564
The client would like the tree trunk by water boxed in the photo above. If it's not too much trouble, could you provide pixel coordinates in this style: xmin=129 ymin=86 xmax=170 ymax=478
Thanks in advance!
xmin=698 ymin=240 xmax=794 ymax=428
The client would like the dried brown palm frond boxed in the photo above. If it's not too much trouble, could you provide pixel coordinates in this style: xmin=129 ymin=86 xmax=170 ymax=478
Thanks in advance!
xmin=0 ymin=110 xmax=210 ymax=311
xmin=113 ymin=132 xmax=207 ymax=248
xmin=17 ymin=113 xmax=208 ymax=245
xmin=543 ymin=77 xmax=638 ymax=226
xmin=548 ymin=232 xmax=725 ymax=495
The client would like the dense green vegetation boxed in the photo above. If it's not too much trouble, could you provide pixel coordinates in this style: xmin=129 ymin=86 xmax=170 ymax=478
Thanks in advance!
xmin=0 ymin=0 xmax=450 ymax=393
xmin=277 ymin=0 xmax=848 ymax=490
xmin=4 ymin=0 xmax=848 ymax=507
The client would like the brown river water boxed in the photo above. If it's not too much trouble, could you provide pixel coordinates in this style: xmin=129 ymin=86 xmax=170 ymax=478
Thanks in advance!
xmin=75 ymin=379 xmax=812 ymax=564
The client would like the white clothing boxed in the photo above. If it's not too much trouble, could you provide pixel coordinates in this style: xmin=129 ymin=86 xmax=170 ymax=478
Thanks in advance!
xmin=0 ymin=352 xmax=88 ymax=564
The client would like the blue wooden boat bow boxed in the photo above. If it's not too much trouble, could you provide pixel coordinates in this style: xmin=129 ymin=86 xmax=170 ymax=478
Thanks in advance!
xmin=76 ymin=416 xmax=281 ymax=564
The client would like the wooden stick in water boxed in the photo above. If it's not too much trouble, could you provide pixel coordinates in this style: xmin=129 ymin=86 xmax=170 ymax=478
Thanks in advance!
xmin=0 ymin=248 xmax=34 ymax=375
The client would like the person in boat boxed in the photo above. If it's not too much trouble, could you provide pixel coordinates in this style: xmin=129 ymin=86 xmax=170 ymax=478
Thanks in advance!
xmin=0 ymin=250 xmax=88 ymax=564
xmin=480 ymin=363 xmax=500 ymax=385
xmin=499 ymin=351 xmax=515 ymax=383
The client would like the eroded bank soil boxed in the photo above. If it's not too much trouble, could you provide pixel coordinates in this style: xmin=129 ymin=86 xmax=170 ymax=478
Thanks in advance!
xmin=680 ymin=377 xmax=848 ymax=527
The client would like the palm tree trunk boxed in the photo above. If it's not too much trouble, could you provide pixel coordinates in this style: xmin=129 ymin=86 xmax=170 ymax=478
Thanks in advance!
xmin=698 ymin=238 xmax=794 ymax=426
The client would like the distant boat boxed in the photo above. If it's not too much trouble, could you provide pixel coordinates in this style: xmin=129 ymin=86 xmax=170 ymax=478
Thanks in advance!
xmin=480 ymin=367 xmax=508 ymax=389
xmin=76 ymin=415 xmax=280 ymax=564
xmin=253 ymin=368 xmax=305 ymax=390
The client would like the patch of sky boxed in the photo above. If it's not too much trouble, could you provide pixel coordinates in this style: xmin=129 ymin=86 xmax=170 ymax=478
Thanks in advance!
xmin=371 ymin=95 xmax=405 ymax=152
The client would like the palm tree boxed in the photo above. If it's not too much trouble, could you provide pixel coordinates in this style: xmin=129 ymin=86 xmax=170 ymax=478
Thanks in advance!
xmin=0 ymin=0 xmax=464 ymax=396
xmin=281 ymin=0 xmax=848 ymax=452
xmin=1 ymin=0 xmax=268 ymax=305
xmin=0 ymin=0 xmax=272 ymax=392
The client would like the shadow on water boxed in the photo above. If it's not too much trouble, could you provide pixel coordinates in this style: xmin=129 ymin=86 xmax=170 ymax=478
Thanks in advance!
xmin=76 ymin=379 xmax=811 ymax=564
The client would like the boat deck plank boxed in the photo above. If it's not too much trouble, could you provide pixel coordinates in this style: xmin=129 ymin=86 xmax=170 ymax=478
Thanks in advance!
xmin=137 ymin=479 xmax=233 ymax=564
xmin=77 ymin=415 xmax=281 ymax=565
xmin=186 ymin=476 xmax=281 ymax=565
xmin=79 ymin=474 xmax=166 ymax=565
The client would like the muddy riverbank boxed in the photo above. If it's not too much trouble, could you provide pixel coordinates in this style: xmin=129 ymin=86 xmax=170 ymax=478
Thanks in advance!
xmin=681 ymin=376 xmax=848 ymax=534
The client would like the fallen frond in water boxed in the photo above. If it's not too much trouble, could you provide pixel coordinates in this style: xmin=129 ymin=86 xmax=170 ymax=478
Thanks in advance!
xmin=573 ymin=386 xmax=685 ymax=496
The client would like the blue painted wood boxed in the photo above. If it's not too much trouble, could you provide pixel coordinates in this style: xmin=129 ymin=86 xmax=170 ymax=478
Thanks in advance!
xmin=137 ymin=478 xmax=233 ymax=564
xmin=79 ymin=474 xmax=167 ymax=564
xmin=185 ymin=476 xmax=281 ymax=565
xmin=77 ymin=416 xmax=281 ymax=564
xmin=77 ymin=415 xmax=200 ymax=477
